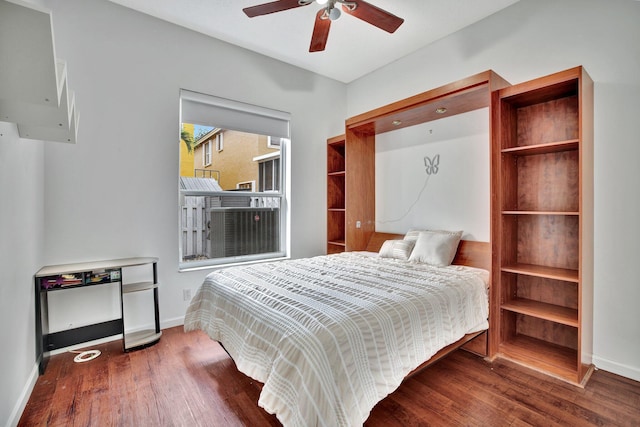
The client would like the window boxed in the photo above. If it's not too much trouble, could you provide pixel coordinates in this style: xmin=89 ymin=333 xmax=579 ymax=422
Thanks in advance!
xmin=237 ymin=181 xmax=255 ymax=191
xmin=215 ymin=133 xmax=224 ymax=152
xmin=258 ymin=157 xmax=280 ymax=192
xmin=203 ymin=141 xmax=212 ymax=166
xmin=179 ymin=89 xmax=290 ymax=270
xmin=268 ymin=136 xmax=284 ymax=148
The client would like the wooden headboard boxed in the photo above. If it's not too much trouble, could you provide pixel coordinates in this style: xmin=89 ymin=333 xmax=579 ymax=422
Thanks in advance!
xmin=365 ymin=232 xmax=491 ymax=271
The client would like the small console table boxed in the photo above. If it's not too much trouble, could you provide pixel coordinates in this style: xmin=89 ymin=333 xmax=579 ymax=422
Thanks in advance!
xmin=35 ymin=257 xmax=161 ymax=374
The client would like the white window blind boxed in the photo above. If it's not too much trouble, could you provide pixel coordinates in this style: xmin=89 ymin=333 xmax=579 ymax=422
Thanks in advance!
xmin=180 ymin=89 xmax=290 ymax=139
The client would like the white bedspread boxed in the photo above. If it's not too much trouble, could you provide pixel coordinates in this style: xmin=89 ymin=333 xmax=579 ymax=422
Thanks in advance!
xmin=184 ymin=251 xmax=489 ymax=427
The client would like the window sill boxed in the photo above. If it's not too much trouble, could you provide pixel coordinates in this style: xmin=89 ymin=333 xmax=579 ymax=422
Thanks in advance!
xmin=178 ymin=255 xmax=290 ymax=273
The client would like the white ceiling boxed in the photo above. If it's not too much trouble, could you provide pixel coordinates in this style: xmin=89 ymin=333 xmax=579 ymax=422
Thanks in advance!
xmin=108 ymin=0 xmax=519 ymax=83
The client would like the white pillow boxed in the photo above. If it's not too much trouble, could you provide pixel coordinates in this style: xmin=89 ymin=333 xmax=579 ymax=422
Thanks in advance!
xmin=404 ymin=228 xmax=462 ymax=241
xmin=408 ymin=230 xmax=463 ymax=266
xmin=403 ymin=229 xmax=424 ymax=241
xmin=378 ymin=239 xmax=415 ymax=260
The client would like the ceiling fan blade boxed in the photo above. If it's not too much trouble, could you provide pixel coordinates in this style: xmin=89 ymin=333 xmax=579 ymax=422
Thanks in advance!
xmin=243 ymin=0 xmax=310 ymax=18
xmin=309 ymin=10 xmax=331 ymax=52
xmin=341 ymin=0 xmax=404 ymax=33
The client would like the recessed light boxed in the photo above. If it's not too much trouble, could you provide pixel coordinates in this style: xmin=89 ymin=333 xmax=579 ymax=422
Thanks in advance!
xmin=392 ymin=120 xmax=402 ymax=126
xmin=435 ymin=107 xmax=447 ymax=114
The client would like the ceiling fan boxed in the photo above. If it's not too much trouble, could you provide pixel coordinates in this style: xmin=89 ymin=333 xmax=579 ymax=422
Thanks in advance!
xmin=243 ymin=0 xmax=404 ymax=52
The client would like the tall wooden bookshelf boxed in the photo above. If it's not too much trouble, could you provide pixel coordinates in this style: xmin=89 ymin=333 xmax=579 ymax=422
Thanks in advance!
xmin=327 ymin=135 xmax=347 ymax=253
xmin=326 ymin=132 xmax=376 ymax=253
xmin=491 ymin=66 xmax=594 ymax=385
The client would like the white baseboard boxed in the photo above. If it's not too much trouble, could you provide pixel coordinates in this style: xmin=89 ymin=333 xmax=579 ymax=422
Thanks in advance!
xmin=6 ymin=363 xmax=39 ymax=427
xmin=592 ymin=356 xmax=640 ymax=382
xmin=161 ymin=315 xmax=185 ymax=329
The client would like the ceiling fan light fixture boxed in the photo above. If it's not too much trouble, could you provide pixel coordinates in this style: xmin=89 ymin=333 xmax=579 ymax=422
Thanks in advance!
xmin=244 ymin=0 xmax=404 ymax=52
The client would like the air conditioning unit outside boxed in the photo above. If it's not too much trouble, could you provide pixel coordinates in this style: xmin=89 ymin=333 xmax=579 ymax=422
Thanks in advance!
xmin=208 ymin=207 xmax=280 ymax=259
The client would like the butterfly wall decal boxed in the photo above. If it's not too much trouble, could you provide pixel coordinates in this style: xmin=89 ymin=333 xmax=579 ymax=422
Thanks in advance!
xmin=424 ymin=154 xmax=440 ymax=175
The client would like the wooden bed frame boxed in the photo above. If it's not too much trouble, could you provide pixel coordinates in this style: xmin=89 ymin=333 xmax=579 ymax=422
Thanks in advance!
xmin=365 ymin=232 xmax=491 ymax=377
xmin=365 ymin=232 xmax=491 ymax=270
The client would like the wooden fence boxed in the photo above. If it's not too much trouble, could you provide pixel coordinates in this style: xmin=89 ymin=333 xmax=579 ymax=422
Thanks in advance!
xmin=181 ymin=197 xmax=206 ymax=259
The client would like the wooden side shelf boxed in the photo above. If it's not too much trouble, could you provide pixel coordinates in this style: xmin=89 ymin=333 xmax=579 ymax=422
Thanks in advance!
xmin=501 ymin=139 xmax=579 ymax=155
xmin=501 ymin=263 xmax=579 ymax=282
xmin=499 ymin=335 xmax=579 ymax=381
xmin=501 ymin=298 xmax=578 ymax=326
xmin=502 ymin=211 xmax=579 ymax=216
xmin=327 ymin=135 xmax=347 ymax=253
xmin=492 ymin=66 xmax=593 ymax=386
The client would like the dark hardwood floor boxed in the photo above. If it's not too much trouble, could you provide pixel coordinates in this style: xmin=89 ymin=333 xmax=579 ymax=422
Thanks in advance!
xmin=19 ymin=326 xmax=640 ymax=426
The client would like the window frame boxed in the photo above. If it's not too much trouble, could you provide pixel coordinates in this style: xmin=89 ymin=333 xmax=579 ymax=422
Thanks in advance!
xmin=179 ymin=90 xmax=290 ymax=271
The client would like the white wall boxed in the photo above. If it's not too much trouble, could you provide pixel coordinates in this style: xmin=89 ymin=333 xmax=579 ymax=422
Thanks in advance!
xmin=348 ymin=0 xmax=640 ymax=381
xmin=1 ymin=0 xmax=48 ymax=423
xmin=375 ymin=109 xmax=490 ymax=240
xmin=38 ymin=0 xmax=346 ymax=331
xmin=2 ymin=0 xmax=346 ymax=424
xmin=0 ymin=122 xmax=45 ymax=425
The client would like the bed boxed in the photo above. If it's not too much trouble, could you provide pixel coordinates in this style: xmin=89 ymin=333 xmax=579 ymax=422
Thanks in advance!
xmin=184 ymin=231 xmax=490 ymax=427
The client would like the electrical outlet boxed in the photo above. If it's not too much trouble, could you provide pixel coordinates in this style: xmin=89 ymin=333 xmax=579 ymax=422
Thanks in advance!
xmin=183 ymin=289 xmax=192 ymax=301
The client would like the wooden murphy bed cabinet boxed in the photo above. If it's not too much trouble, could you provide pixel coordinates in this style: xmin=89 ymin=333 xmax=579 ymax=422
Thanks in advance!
xmin=328 ymin=70 xmax=511 ymax=253
xmin=327 ymin=70 xmax=511 ymax=355
xmin=328 ymin=66 xmax=594 ymax=385
xmin=491 ymin=66 xmax=594 ymax=385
